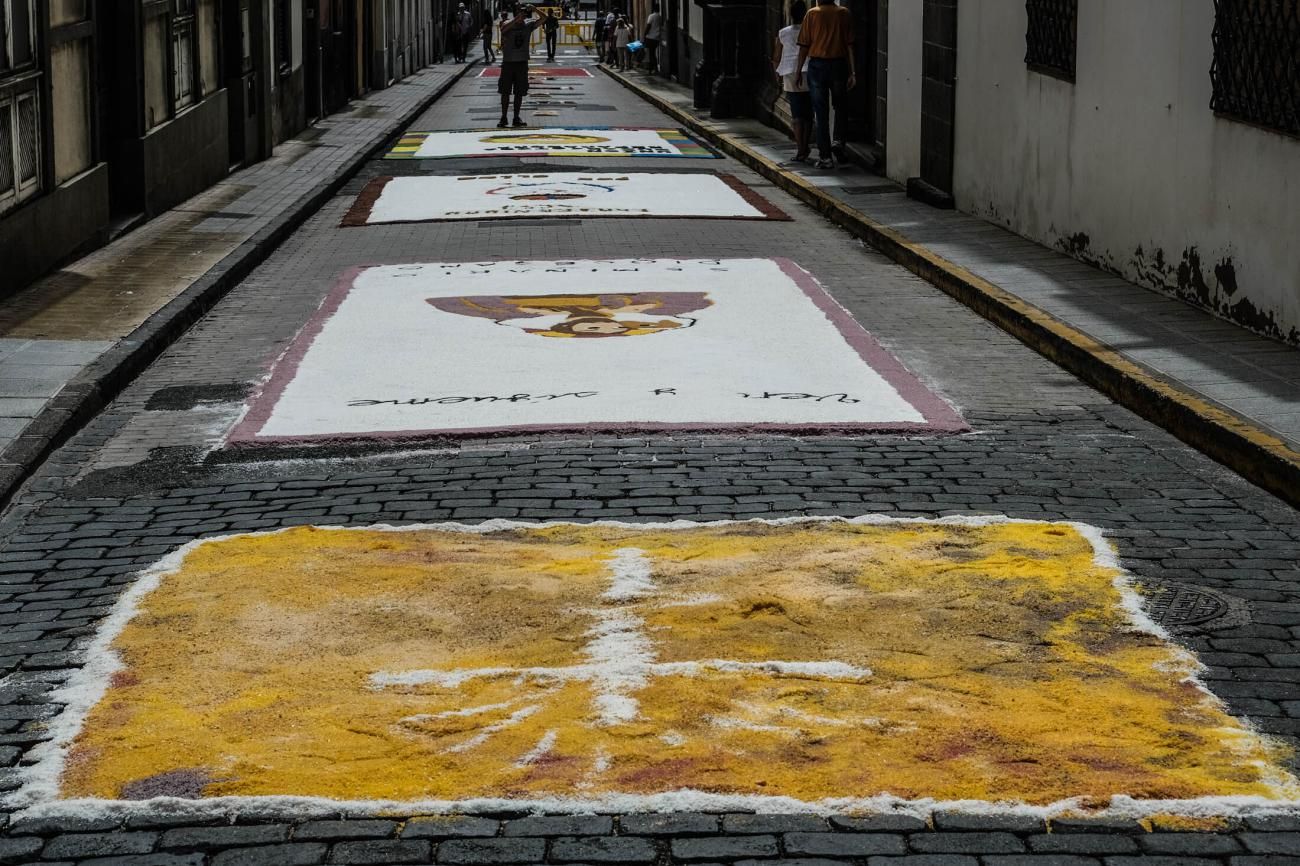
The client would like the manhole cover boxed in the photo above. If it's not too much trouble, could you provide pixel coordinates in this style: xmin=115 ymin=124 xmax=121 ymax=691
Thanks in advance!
xmin=1143 ymin=583 xmax=1230 ymax=627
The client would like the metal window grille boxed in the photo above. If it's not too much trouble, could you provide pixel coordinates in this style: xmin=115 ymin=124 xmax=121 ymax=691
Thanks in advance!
xmin=0 ymin=99 xmax=12 ymax=195
xmin=1211 ymin=0 xmax=1300 ymax=137
xmin=0 ymin=88 xmax=40 ymax=212
xmin=1024 ymin=0 xmax=1077 ymax=81
xmin=276 ymin=0 xmax=291 ymax=74
xmin=173 ymin=18 xmax=196 ymax=108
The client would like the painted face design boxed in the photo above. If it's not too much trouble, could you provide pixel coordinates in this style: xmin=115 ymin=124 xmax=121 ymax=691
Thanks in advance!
xmin=486 ymin=181 xmax=616 ymax=202
xmin=426 ymin=292 xmax=713 ymax=338
xmin=478 ymin=133 xmax=611 ymax=145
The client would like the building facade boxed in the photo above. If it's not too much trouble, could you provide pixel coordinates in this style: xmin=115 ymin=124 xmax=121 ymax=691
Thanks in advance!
xmin=0 ymin=0 xmax=446 ymax=300
xmin=671 ymin=0 xmax=1299 ymax=344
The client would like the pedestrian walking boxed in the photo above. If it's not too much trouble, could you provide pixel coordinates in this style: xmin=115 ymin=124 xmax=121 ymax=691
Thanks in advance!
xmin=457 ymin=3 xmax=476 ymax=62
xmin=794 ymin=0 xmax=855 ymax=169
xmin=773 ymin=0 xmax=811 ymax=163
xmin=543 ymin=9 xmax=560 ymax=61
xmin=498 ymin=4 xmax=544 ymax=128
xmin=482 ymin=15 xmax=498 ymax=63
xmin=613 ymin=16 xmax=633 ymax=70
xmin=604 ymin=9 xmax=617 ymax=63
xmin=592 ymin=11 xmax=606 ymax=60
xmin=448 ymin=9 xmax=465 ymax=61
xmin=642 ymin=4 xmax=663 ymax=72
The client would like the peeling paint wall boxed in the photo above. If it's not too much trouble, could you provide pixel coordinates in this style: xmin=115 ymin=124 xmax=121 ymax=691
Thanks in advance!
xmin=950 ymin=0 xmax=1300 ymax=344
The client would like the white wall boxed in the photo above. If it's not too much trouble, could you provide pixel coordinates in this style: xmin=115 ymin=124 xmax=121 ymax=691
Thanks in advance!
xmin=884 ymin=0 xmax=922 ymax=184
xmin=953 ymin=0 xmax=1300 ymax=342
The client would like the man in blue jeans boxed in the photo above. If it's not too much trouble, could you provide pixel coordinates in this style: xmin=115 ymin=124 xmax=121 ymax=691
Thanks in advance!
xmin=794 ymin=0 xmax=856 ymax=169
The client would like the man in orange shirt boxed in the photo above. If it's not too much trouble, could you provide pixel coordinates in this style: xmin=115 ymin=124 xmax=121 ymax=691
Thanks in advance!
xmin=794 ymin=0 xmax=856 ymax=169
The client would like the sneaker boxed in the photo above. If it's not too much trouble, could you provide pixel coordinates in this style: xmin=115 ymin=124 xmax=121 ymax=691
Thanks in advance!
xmin=814 ymin=158 xmax=834 ymax=169
xmin=512 ymin=117 xmax=528 ymax=127
xmin=497 ymin=117 xmax=509 ymax=128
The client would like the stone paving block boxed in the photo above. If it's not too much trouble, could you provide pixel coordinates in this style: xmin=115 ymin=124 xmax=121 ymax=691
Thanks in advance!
xmin=436 ymin=837 xmax=547 ymax=864
xmin=7 ymin=812 xmax=122 ymax=834
xmin=932 ymin=811 xmax=1046 ymax=833
xmin=502 ymin=816 xmax=613 ymax=836
xmin=829 ymin=815 xmax=929 ymax=833
xmin=1138 ymin=832 xmax=1244 ymax=855
xmin=160 ymin=825 xmax=291 ymax=848
xmin=783 ymin=831 xmax=906 ymax=856
xmin=296 ymin=820 xmax=398 ymax=840
xmin=41 ymin=831 xmax=159 ymax=859
xmin=907 ymin=832 xmax=1026 ymax=854
xmin=400 ymin=816 xmax=501 ymax=838
xmin=549 ymin=835 xmax=659 ymax=862
xmin=328 ymin=839 xmax=431 ymax=863
xmin=78 ymin=856 xmax=205 ymax=866
xmin=1240 ymin=832 xmax=1300 ymax=854
xmin=1101 ymin=858 xmax=1221 ymax=866
xmin=722 ymin=814 xmax=828 ymax=834
xmin=977 ymin=852 xmax=1102 ymax=858
xmin=671 ymin=835 xmax=780 ymax=860
xmin=862 ymin=857 xmax=979 ymax=866
xmin=210 ymin=843 xmax=330 ymax=866
xmin=618 ymin=813 xmax=720 ymax=835
xmin=1027 ymin=835 xmax=1139 ymax=855
xmin=0 ymin=836 xmax=42 ymax=864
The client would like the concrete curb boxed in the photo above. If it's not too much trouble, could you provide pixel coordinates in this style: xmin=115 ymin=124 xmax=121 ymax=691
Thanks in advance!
xmin=603 ymin=67 xmax=1300 ymax=511
xmin=0 ymin=61 xmax=480 ymax=511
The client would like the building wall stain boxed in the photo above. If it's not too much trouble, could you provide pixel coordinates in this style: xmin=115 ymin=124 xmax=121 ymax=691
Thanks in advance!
xmin=1048 ymin=233 xmax=1300 ymax=347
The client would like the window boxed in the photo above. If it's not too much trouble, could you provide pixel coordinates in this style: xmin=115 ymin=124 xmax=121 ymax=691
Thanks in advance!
xmin=173 ymin=0 xmax=199 ymax=109
xmin=275 ymin=0 xmax=291 ymax=75
xmin=0 ymin=88 xmax=40 ymax=212
xmin=1211 ymin=0 xmax=1299 ymax=137
xmin=0 ymin=0 xmax=40 ymax=213
xmin=1 ymin=0 xmax=37 ymax=72
xmin=1024 ymin=0 xmax=1077 ymax=81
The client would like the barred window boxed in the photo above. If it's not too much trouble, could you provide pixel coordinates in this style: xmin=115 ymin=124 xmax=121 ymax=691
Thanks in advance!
xmin=1211 ymin=0 xmax=1299 ymax=137
xmin=0 ymin=88 xmax=41 ymax=213
xmin=172 ymin=0 xmax=199 ymax=109
xmin=276 ymin=0 xmax=292 ymax=75
xmin=1024 ymin=0 xmax=1078 ymax=81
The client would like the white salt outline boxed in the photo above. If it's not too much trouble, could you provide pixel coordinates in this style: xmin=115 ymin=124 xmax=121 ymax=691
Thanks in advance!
xmin=7 ymin=515 xmax=1300 ymax=822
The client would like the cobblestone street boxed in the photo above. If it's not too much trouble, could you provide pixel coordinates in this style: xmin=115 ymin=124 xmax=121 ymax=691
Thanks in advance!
xmin=2 ymin=50 xmax=1300 ymax=866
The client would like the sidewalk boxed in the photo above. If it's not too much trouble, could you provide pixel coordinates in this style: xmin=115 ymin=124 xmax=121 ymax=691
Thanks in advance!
xmin=0 ymin=56 xmax=478 ymax=505
xmin=606 ymin=68 xmax=1300 ymax=508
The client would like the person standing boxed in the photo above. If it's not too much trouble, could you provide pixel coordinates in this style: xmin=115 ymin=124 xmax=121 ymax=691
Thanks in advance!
xmin=456 ymin=3 xmax=475 ymax=62
xmin=773 ymin=0 xmax=811 ymax=162
xmin=448 ymin=9 xmax=465 ymax=62
xmin=592 ymin=10 xmax=606 ymax=61
xmin=543 ymin=9 xmax=560 ymax=61
xmin=794 ymin=0 xmax=855 ymax=169
xmin=642 ymin=4 xmax=663 ymax=73
xmin=498 ymin=4 xmax=544 ymax=127
xmin=482 ymin=14 xmax=498 ymax=64
xmin=604 ymin=9 xmax=617 ymax=63
xmin=613 ymin=16 xmax=633 ymax=70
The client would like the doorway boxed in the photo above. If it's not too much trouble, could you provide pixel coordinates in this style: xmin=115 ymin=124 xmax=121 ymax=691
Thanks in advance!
xmin=911 ymin=0 xmax=956 ymax=207
xmin=223 ymin=0 xmax=260 ymax=168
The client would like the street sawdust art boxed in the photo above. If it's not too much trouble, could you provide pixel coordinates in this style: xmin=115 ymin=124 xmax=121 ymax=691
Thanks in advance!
xmin=384 ymin=127 xmax=718 ymax=159
xmin=478 ymin=66 xmax=593 ymax=77
xmin=34 ymin=519 xmax=1300 ymax=811
xmin=342 ymin=173 xmax=790 ymax=224
xmin=227 ymin=259 xmax=967 ymax=442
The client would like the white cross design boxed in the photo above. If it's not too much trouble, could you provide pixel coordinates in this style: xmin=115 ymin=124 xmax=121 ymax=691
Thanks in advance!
xmin=368 ymin=548 xmax=873 ymax=756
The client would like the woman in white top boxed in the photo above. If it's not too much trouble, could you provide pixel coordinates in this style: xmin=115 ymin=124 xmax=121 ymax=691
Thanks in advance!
xmin=771 ymin=0 xmax=812 ymax=163
xmin=614 ymin=17 xmax=634 ymax=70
